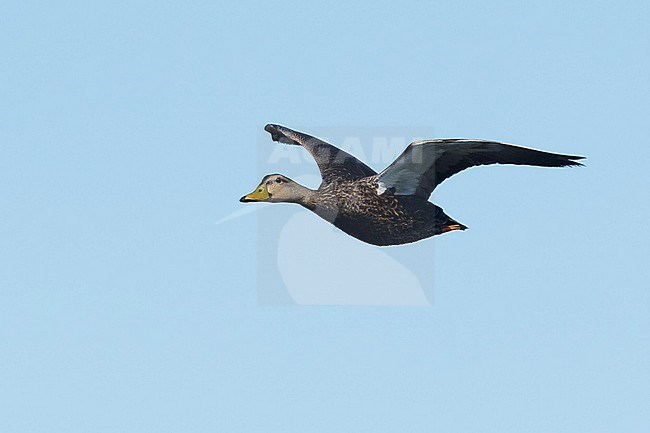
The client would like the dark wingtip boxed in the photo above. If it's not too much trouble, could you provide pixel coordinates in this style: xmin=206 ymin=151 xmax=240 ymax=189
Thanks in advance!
xmin=264 ymin=124 xmax=280 ymax=142
xmin=264 ymin=123 xmax=299 ymax=145
xmin=565 ymin=155 xmax=586 ymax=167
xmin=265 ymin=123 xmax=285 ymax=140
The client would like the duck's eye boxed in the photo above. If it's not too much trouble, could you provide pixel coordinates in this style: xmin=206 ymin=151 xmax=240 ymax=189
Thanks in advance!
xmin=275 ymin=178 xmax=283 ymax=184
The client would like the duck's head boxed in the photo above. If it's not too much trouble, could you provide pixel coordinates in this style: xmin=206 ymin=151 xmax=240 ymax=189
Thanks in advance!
xmin=240 ymin=174 xmax=306 ymax=203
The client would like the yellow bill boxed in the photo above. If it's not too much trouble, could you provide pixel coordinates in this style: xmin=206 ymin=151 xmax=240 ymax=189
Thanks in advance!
xmin=240 ymin=182 xmax=270 ymax=202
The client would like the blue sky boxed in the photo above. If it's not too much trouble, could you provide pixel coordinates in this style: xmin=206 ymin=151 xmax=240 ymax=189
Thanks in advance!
xmin=2 ymin=0 xmax=649 ymax=431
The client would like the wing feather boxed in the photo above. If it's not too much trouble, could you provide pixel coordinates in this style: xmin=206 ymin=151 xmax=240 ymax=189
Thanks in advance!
xmin=376 ymin=139 xmax=584 ymax=200
xmin=264 ymin=124 xmax=376 ymax=183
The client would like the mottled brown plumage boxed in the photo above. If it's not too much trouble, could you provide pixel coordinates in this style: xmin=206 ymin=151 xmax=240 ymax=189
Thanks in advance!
xmin=240 ymin=124 xmax=584 ymax=246
xmin=298 ymin=178 xmax=464 ymax=246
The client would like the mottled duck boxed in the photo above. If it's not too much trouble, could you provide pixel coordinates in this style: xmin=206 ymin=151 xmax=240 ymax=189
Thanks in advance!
xmin=240 ymin=124 xmax=584 ymax=246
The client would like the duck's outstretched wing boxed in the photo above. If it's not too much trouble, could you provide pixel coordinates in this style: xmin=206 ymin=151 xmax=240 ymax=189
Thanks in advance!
xmin=376 ymin=139 xmax=584 ymax=200
xmin=264 ymin=124 xmax=376 ymax=183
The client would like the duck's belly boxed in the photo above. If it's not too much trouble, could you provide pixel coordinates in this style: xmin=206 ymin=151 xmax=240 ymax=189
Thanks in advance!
xmin=330 ymin=197 xmax=446 ymax=246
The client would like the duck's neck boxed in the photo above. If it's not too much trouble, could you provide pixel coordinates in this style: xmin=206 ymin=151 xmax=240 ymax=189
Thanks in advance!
xmin=294 ymin=186 xmax=318 ymax=211
xmin=295 ymin=184 xmax=340 ymax=223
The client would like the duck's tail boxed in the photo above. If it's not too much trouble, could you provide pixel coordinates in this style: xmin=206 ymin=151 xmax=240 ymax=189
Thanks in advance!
xmin=437 ymin=208 xmax=467 ymax=234
xmin=441 ymin=220 xmax=467 ymax=234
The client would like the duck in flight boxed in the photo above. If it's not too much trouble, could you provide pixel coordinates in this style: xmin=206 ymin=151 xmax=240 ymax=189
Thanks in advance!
xmin=240 ymin=124 xmax=584 ymax=246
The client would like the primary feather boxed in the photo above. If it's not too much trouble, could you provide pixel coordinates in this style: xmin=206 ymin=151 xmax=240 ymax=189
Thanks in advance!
xmin=376 ymin=139 xmax=584 ymax=200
